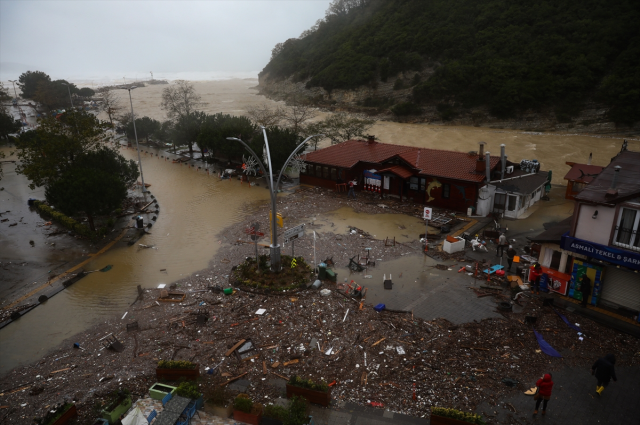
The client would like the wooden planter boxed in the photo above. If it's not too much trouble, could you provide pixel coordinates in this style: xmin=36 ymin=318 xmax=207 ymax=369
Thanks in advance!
xmin=430 ymin=414 xmax=477 ymax=425
xmin=101 ymin=396 xmax=132 ymax=423
xmin=286 ymin=384 xmax=331 ymax=407
xmin=149 ymin=383 xmax=176 ymax=400
xmin=233 ymin=409 xmax=262 ymax=425
xmin=50 ymin=404 xmax=78 ymax=425
xmin=155 ymin=365 xmax=199 ymax=381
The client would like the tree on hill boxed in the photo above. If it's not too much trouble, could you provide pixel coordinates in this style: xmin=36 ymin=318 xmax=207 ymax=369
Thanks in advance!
xmin=97 ymin=87 xmax=123 ymax=129
xmin=197 ymin=113 xmax=257 ymax=160
xmin=306 ymin=112 xmax=373 ymax=146
xmin=78 ymin=87 xmax=95 ymax=97
xmin=161 ymin=80 xmax=206 ymax=120
xmin=33 ymin=80 xmax=78 ymax=111
xmin=173 ymin=111 xmax=207 ymax=158
xmin=45 ymin=147 xmax=138 ymax=231
xmin=18 ymin=70 xmax=51 ymax=99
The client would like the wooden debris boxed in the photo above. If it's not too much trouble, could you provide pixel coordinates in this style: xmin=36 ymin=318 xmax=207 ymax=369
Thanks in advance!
xmin=271 ymin=372 xmax=289 ymax=381
xmin=271 ymin=361 xmax=280 ymax=368
xmin=225 ymin=339 xmax=246 ymax=357
xmin=263 ymin=361 xmax=267 ymax=375
xmin=371 ymin=338 xmax=386 ymax=347
xmin=283 ymin=359 xmax=299 ymax=366
xmin=219 ymin=372 xmax=248 ymax=386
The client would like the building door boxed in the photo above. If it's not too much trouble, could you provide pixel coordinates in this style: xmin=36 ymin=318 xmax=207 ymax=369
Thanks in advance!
xmin=601 ymin=266 xmax=640 ymax=311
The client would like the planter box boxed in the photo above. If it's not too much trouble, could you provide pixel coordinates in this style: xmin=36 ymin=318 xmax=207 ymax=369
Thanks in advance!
xmin=149 ymin=383 xmax=177 ymax=400
xmin=50 ymin=404 xmax=78 ymax=425
xmin=430 ymin=414 xmax=478 ymax=425
xmin=206 ymin=403 xmax=233 ymax=419
xmin=101 ymin=396 xmax=132 ymax=424
xmin=286 ymin=384 xmax=331 ymax=407
xmin=156 ymin=365 xmax=199 ymax=381
xmin=233 ymin=409 xmax=262 ymax=425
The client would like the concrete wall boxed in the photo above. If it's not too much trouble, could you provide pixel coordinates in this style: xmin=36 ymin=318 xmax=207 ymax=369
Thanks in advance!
xmin=574 ymin=204 xmax=616 ymax=245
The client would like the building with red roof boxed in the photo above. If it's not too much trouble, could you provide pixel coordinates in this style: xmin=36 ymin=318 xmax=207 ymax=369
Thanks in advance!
xmin=301 ymin=137 xmax=505 ymax=212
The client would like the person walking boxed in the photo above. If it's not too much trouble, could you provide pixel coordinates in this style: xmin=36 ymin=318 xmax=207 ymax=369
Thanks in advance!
xmin=347 ymin=179 xmax=357 ymax=199
xmin=581 ymin=274 xmax=592 ymax=307
xmin=533 ymin=373 xmax=554 ymax=415
xmin=592 ymin=354 xmax=617 ymax=395
xmin=529 ymin=263 xmax=543 ymax=295
xmin=496 ymin=232 xmax=508 ymax=257
xmin=506 ymin=245 xmax=517 ymax=272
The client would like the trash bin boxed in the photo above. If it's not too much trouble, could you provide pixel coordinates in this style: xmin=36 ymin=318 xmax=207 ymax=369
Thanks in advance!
xmin=136 ymin=216 xmax=144 ymax=229
xmin=318 ymin=263 xmax=327 ymax=280
xmin=27 ymin=198 xmax=36 ymax=206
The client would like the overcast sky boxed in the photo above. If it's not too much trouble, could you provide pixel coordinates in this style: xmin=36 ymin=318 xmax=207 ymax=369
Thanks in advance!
xmin=0 ymin=0 xmax=332 ymax=82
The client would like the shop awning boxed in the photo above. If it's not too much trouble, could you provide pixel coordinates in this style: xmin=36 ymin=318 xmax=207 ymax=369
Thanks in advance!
xmin=560 ymin=233 xmax=640 ymax=271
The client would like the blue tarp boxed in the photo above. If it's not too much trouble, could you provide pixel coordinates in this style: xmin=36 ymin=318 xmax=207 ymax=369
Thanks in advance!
xmin=553 ymin=308 xmax=581 ymax=332
xmin=533 ymin=329 xmax=563 ymax=357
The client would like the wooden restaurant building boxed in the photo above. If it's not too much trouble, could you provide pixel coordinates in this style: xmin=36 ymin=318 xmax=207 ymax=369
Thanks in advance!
xmin=300 ymin=137 xmax=503 ymax=212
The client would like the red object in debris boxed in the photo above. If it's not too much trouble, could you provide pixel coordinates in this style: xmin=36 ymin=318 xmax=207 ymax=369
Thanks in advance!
xmin=369 ymin=402 xmax=384 ymax=407
xmin=458 ymin=267 xmax=465 ymax=273
xmin=328 ymin=380 xmax=337 ymax=387
xmin=496 ymin=270 xmax=506 ymax=277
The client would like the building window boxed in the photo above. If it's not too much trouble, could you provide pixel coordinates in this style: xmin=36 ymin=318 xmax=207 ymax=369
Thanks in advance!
xmin=494 ymin=193 xmax=506 ymax=210
xmin=614 ymin=207 xmax=640 ymax=251
xmin=307 ymin=164 xmax=314 ymax=176
xmin=550 ymin=250 xmax=562 ymax=270
xmin=442 ymin=183 xmax=450 ymax=199
xmin=316 ymin=165 xmax=322 ymax=177
xmin=323 ymin=166 xmax=330 ymax=179
xmin=330 ymin=168 xmax=337 ymax=180
xmin=420 ymin=178 xmax=426 ymax=191
xmin=572 ymin=182 xmax=585 ymax=193
xmin=409 ymin=177 xmax=419 ymax=190
xmin=507 ymin=194 xmax=518 ymax=211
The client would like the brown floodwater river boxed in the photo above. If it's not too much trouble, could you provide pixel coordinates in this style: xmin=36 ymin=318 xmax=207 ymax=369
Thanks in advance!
xmin=0 ymin=78 xmax=636 ymax=375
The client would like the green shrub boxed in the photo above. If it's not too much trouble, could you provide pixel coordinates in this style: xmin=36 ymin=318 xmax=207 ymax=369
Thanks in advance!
xmin=233 ymin=394 xmax=253 ymax=413
xmin=157 ymin=360 xmax=196 ymax=370
xmin=175 ymin=381 xmax=200 ymax=400
xmin=106 ymin=218 xmax=115 ymax=227
xmin=284 ymin=396 xmax=308 ymax=425
xmin=34 ymin=201 xmax=93 ymax=238
xmin=288 ymin=375 xmax=328 ymax=393
xmin=264 ymin=404 xmax=288 ymax=421
xmin=431 ymin=407 xmax=486 ymax=425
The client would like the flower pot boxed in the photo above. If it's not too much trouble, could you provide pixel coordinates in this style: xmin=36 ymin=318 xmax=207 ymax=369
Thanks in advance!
xmin=101 ymin=396 xmax=132 ymax=423
xmin=155 ymin=365 xmax=199 ymax=381
xmin=233 ymin=409 xmax=262 ymax=425
xmin=206 ymin=402 xmax=233 ymax=418
xmin=286 ymin=384 xmax=331 ymax=407
xmin=430 ymin=414 xmax=478 ymax=425
xmin=149 ymin=383 xmax=177 ymax=400
xmin=50 ymin=404 xmax=78 ymax=425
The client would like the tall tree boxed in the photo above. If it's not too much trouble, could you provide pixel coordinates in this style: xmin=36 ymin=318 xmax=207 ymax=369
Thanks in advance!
xmin=246 ymin=103 xmax=284 ymax=128
xmin=255 ymin=126 xmax=300 ymax=173
xmin=33 ymin=80 xmax=78 ymax=111
xmin=160 ymin=80 xmax=206 ymax=121
xmin=15 ymin=110 xmax=110 ymax=189
xmin=197 ymin=113 xmax=257 ymax=160
xmin=123 ymin=116 xmax=161 ymax=142
xmin=173 ymin=111 xmax=207 ymax=158
xmin=45 ymin=147 xmax=138 ymax=231
xmin=97 ymin=87 xmax=123 ymax=129
xmin=18 ymin=70 xmax=51 ymax=99
xmin=281 ymin=95 xmax=318 ymax=135
xmin=308 ymin=113 xmax=373 ymax=146
xmin=0 ymin=108 xmax=22 ymax=140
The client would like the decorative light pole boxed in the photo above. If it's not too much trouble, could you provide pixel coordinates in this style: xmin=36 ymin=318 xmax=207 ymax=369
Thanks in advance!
xmin=61 ymin=83 xmax=74 ymax=109
xmin=123 ymin=86 xmax=147 ymax=193
xmin=8 ymin=80 xmax=19 ymax=100
xmin=228 ymin=128 xmax=321 ymax=272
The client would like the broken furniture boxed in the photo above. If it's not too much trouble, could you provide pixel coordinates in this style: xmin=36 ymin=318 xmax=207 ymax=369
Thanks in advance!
xmin=483 ymin=264 xmax=504 ymax=275
xmin=357 ymin=248 xmax=376 ymax=267
xmin=99 ymin=333 xmax=124 ymax=352
xmin=348 ymin=256 xmax=365 ymax=272
xmin=157 ymin=290 xmax=186 ymax=303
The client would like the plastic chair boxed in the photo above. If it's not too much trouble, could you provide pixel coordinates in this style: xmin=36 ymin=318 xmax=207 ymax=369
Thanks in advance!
xmin=146 ymin=410 xmax=157 ymax=424
xmin=161 ymin=392 xmax=172 ymax=407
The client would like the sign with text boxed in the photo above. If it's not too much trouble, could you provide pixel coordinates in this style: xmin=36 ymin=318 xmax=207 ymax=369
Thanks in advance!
xmin=283 ymin=223 xmax=305 ymax=244
xmin=423 ymin=207 xmax=433 ymax=220
xmin=561 ymin=233 xmax=640 ymax=271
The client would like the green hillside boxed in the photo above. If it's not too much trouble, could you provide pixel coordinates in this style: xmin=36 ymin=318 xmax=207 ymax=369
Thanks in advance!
xmin=260 ymin=0 xmax=640 ymax=124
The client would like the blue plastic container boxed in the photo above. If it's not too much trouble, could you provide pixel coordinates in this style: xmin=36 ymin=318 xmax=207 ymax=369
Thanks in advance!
xmin=374 ymin=304 xmax=386 ymax=312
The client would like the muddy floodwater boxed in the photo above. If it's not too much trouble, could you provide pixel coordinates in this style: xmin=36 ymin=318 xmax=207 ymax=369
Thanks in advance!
xmin=0 ymin=77 xmax=633 ymax=375
xmin=0 ymin=145 xmax=270 ymax=375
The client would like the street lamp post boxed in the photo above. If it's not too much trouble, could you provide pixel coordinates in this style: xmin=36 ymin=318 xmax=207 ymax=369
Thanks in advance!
xmin=61 ymin=83 xmax=74 ymax=109
xmin=228 ymin=128 xmax=321 ymax=272
xmin=8 ymin=80 xmax=19 ymax=100
xmin=123 ymin=86 xmax=147 ymax=193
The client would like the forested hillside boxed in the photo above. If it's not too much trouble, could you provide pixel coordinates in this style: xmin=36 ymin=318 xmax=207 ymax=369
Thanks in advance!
xmin=260 ymin=0 xmax=640 ymax=124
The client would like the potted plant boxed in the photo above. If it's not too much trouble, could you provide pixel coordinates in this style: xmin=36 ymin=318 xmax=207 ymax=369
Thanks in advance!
xmin=286 ymin=375 xmax=331 ymax=407
xmin=233 ymin=393 xmax=263 ymax=425
xmin=39 ymin=403 xmax=78 ymax=425
xmin=430 ymin=407 xmax=486 ymax=425
xmin=205 ymin=387 xmax=233 ymax=419
xmin=155 ymin=360 xmax=200 ymax=381
xmin=175 ymin=381 xmax=204 ymax=409
xmin=101 ymin=389 xmax=133 ymax=424
xmin=262 ymin=404 xmax=288 ymax=425
xmin=149 ymin=382 xmax=177 ymax=400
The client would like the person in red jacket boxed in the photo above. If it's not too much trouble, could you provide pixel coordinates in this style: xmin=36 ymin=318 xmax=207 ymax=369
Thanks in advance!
xmin=529 ymin=263 xmax=543 ymax=295
xmin=534 ymin=373 xmax=554 ymax=415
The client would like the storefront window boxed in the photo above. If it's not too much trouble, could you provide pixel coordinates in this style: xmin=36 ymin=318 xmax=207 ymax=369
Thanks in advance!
xmin=507 ymin=194 xmax=518 ymax=211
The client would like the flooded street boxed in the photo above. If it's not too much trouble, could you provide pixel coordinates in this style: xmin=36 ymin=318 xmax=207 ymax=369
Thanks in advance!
xmin=0 ymin=77 xmax=628 ymax=376
xmin=0 ymin=146 xmax=270 ymax=375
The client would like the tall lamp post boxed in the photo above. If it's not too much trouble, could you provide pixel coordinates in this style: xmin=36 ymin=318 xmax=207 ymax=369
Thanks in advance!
xmin=8 ymin=80 xmax=19 ymax=101
xmin=61 ymin=83 xmax=74 ymax=109
xmin=228 ymin=128 xmax=321 ymax=272
xmin=123 ymin=86 xmax=147 ymax=193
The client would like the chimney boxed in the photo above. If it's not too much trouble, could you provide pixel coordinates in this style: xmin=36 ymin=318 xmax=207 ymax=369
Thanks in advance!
xmin=367 ymin=135 xmax=375 ymax=145
xmin=486 ymin=151 xmax=491 ymax=183
xmin=606 ymin=165 xmax=621 ymax=197
xmin=500 ymin=144 xmax=506 ymax=180
xmin=588 ymin=152 xmax=592 ymax=165
xmin=476 ymin=142 xmax=486 ymax=172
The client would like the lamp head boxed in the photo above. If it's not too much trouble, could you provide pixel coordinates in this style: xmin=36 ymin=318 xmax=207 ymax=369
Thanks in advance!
xmin=592 ymin=210 xmax=598 ymax=219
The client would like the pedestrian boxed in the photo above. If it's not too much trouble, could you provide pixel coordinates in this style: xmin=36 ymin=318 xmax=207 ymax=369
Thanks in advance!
xmin=533 ymin=373 xmax=554 ymax=415
xmin=529 ymin=263 xmax=542 ymax=295
xmin=592 ymin=354 xmax=617 ymax=395
xmin=347 ymin=179 xmax=357 ymax=199
xmin=496 ymin=232 xmax=508 ymax=257
xmin=506 ymin=245 xmax=517 ymax=271
xmin=580 ymin=274 xmax=592 ymax=307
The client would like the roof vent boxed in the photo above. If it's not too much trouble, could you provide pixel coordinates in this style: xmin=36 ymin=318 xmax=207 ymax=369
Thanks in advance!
xmin=476 ymin=142 xmax=486 ymax=172
xmin=367 ymin=135 xmax=376 ymax=144
xmin=606 ymin=165 xmax=621 ymax=197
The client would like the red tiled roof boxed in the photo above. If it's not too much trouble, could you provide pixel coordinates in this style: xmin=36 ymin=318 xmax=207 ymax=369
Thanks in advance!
xmin=304 ymin=139 xmax=500 ymax=182
xmin=563 ymin=163 xmax=604 ymax=183
xmin=378 ymin=165 xmax=414 ymax=179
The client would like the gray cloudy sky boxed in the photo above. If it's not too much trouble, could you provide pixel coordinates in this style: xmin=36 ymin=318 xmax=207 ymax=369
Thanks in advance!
xmin=0 ymin=0 xmax=331 ymax=81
